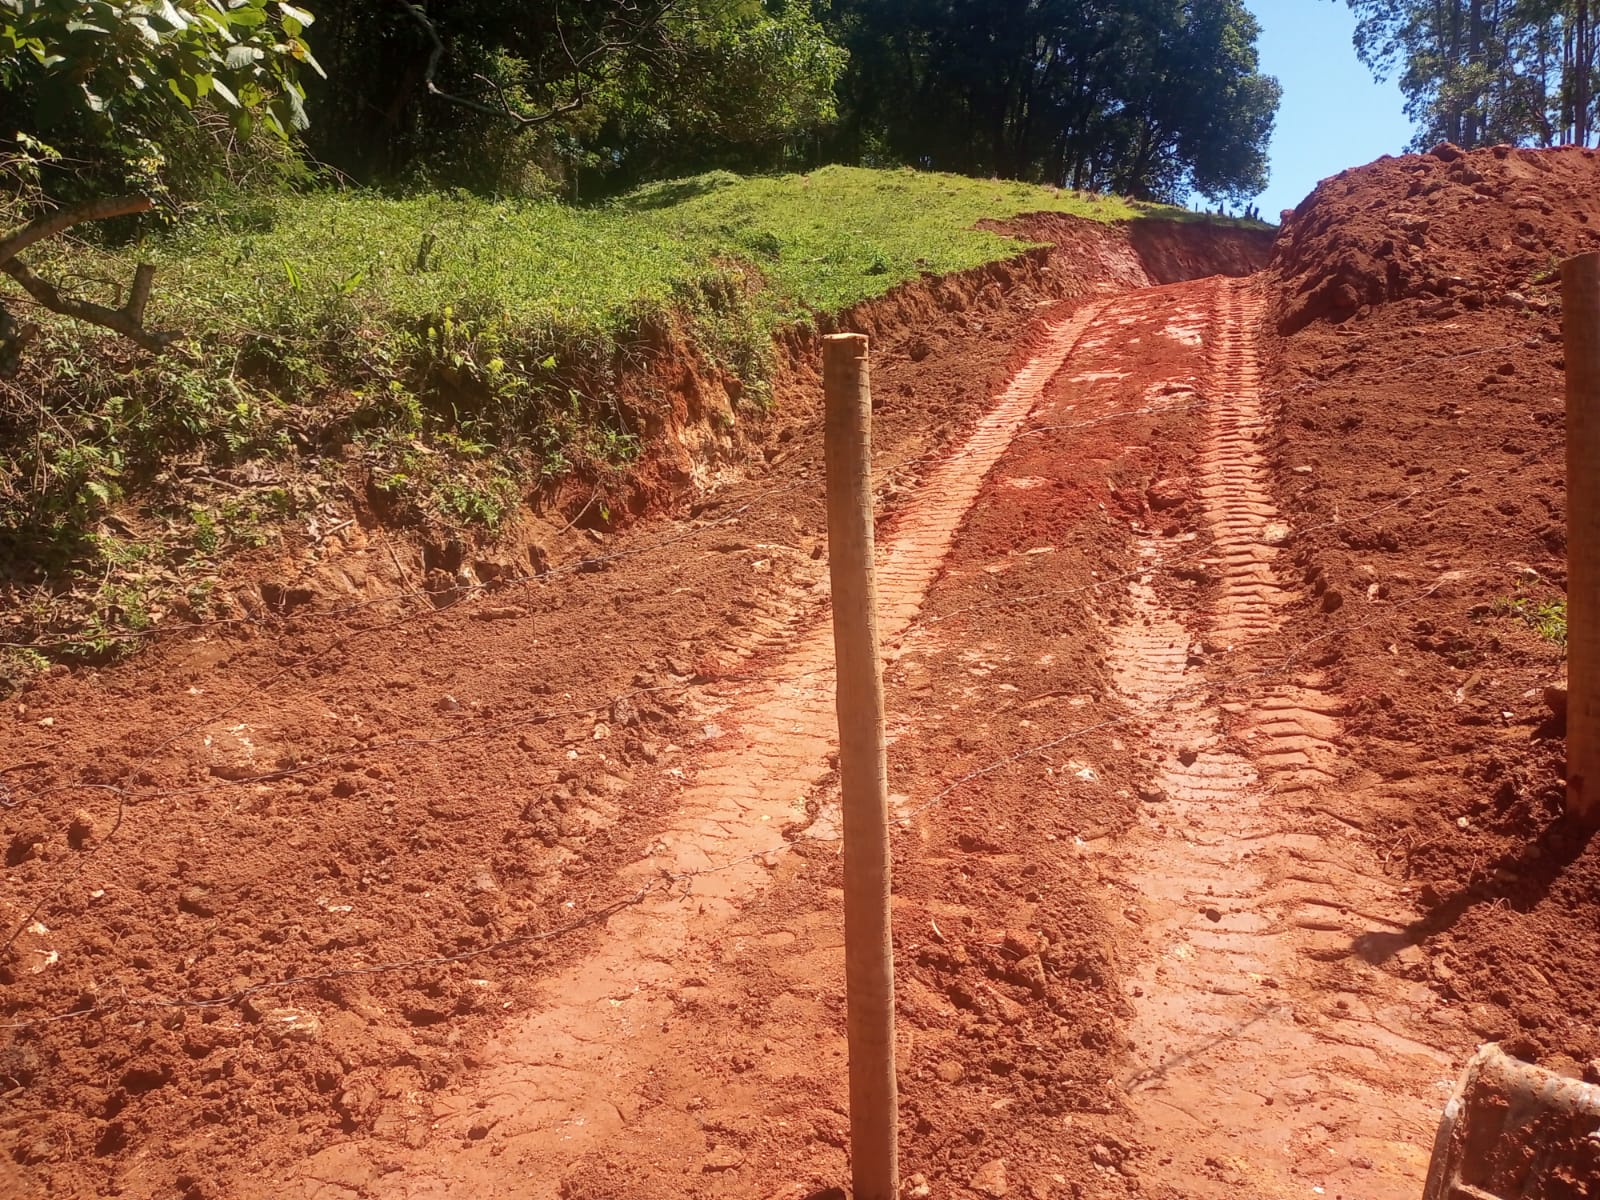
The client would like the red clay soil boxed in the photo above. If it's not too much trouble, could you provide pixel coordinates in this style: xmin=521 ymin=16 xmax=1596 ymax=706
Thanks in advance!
xmin=553 ymin=288 xmax=1212 ymax=1200
xmin=10 ymin=136 xmax=1600 ymax=1196
xmin=0 ymin=219 xmax=1264 ymax=1199
xmin=1274 ymin=141 xmax=1600 ymax=333
xmin=1263 ymin=141 xmax=1600 ymax=1084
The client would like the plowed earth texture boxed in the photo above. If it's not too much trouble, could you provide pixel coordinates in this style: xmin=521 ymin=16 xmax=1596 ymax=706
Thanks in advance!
xmin=3 ymin=146 xmax=1599 ymax=1200
xmin=1269 ymin=144 xmax=1600 ymax=1089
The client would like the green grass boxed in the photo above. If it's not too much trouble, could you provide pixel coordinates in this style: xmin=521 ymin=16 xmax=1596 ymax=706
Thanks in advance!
xmin=19 ymin=169 xmax=1191 ymax=411
xmin=1494 ymin=594 xmax=1568 ymax=646
xmin=131 ymin=166 xmax=1146 ymax=333
xmin=1 ymin=165 xmax=1200 ymax=661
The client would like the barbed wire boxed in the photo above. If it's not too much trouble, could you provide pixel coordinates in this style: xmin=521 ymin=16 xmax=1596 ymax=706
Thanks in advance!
xmin=8 ymin=370 xmax=1517 ymax=822
xmin=0 ymin=323 xmax=1539 ymax=660
xmin=0 ymin=382 xmax=1557 ymax=789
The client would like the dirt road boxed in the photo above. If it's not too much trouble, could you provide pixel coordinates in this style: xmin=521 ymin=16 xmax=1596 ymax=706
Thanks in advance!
xmin=210 ymin=274 xmax=1458 ymax=1199
xmin=11 ymin=147 xmax=1600 ymax=1199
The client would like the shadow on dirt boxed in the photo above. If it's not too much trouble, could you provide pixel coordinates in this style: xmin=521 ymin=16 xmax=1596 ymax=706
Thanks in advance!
xmin=1351 ymin=813 xmax=1597 ymax=966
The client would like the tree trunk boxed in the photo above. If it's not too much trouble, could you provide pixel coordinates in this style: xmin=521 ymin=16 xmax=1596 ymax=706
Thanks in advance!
xmin=1447 ymin=0 xmax=1466 ymax=143
xmin=1564 ymin=11 xmax=1577 ymax=142
xmin=1579 ymin=0 xmax=1593 ymax=144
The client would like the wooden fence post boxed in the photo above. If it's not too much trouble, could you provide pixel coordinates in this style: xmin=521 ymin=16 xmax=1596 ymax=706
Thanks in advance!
xmin=1564 ymin=250 xmax=1600 ymax=823
xmin=822 ymin=332 xmax=899 ymax=1199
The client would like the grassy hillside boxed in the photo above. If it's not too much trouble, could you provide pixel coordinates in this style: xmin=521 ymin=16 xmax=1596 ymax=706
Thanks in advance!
xmin=139 ymin=167 xmax=1144 ymax=333
xmin=1 ymin=166 xmax=1183 ymax=664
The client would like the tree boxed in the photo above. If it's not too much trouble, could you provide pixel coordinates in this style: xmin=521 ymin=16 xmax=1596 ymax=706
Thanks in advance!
xmin=0 ymin=0 xmax=321 ymax=365
xmin=596 ymin=0 xmax=846 ymax=180
xmin=2 ymin=0 xmax=322 ymax=193
xmin=299 ymin=0 xmax=845 ymax=194
xmin=817 ymin=0 xmax=1278 ymax=204
xmin=1347 ymin=0 xmax=1598 ymax=148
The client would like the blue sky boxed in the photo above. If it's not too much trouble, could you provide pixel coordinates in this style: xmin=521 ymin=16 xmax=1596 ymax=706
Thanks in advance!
xmin=1242 ymin=0 xmax=1415 ymax=216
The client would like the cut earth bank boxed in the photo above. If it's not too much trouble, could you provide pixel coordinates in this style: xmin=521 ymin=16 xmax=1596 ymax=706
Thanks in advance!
xmin=5 ymin=142 xmax=1600 ymax=1200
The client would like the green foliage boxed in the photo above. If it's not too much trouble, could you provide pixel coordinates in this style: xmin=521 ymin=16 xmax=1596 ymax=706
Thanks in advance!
xmin=300 ymin=0 xmax=845 ymax=196
xmin=1 ymin=0 xmax=323 ymax=197
xmin=1348 ymin=0 xmax=1598 ymax=148
xmin=600 ymin=0 xmax=846 ymax=175
xmin=822 ymin=0 xmax=1280 ymax=203
xmin=1493 ymin=593 xmax=1569 ymax=645
xmin=124 ymin=165 xmax=1141 ymax=344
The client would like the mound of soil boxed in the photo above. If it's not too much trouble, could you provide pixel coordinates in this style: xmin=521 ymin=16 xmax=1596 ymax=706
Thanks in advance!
xmin=1273 ymin=142 xmax=1600 ymax=334
xmin=1266 ymin=145 xmax=1600 ymax=1074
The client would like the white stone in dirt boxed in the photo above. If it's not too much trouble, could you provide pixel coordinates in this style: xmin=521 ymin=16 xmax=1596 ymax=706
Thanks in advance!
xmin=263 ymin=1006 xmax=322 ymax=1043
xmin=970 ymin=1158 xmax=1009 ymax=1197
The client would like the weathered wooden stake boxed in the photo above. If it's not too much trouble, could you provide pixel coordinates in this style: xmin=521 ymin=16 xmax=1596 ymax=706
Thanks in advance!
xmin=822 ymin=332 xmax=899 ymax=1199
xmin=1564 ymin=250 xmax=1600 ymax=823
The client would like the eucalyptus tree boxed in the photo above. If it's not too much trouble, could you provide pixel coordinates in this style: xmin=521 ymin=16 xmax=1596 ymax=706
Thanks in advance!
xmin=1346 ymin=0 xmax=1597 ymax=147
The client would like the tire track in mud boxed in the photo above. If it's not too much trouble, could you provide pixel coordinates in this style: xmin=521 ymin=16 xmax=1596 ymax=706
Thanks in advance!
xmin=274 ymin=277 xmax=1469 ymax=1200
xmin=1104 ymin=278 xmax=1458 ymax=1198
xmin=276 ymin=303 xmax=1110 ymax=1198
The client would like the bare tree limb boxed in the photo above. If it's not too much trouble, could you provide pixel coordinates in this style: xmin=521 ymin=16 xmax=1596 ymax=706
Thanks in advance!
xmin=468 ymin=70 xmax=586 ymax=129
xmin=0 ymin=196 xmax=154 ymax=269
xmin=0 ymin=195 xmax=175 ymax=367
xmin=391 ymin=0 xmax=587 ymax=127
xmin=1 ymin=258 xmax=175 ymax=354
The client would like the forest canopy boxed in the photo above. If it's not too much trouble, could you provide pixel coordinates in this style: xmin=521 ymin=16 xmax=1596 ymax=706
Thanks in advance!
xmin=1347 ymin=0 xmax=1598 ymax=149
xmin=822 ymin=0 xmax=1280 ymax=203
xmin=2 ymin=0 xmax=1281 ymax=206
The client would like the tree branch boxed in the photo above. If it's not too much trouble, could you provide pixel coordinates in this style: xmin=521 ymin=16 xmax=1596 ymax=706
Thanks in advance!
xmin=468 ymin=71 xmax=587 ymax=129
xmin=0 ymin=195 xmax=176 ymax=366
xmin=1 ymin=258 xmax=175 ymax=354
xmin=0 ymin=196 xmax=155 ymax=269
